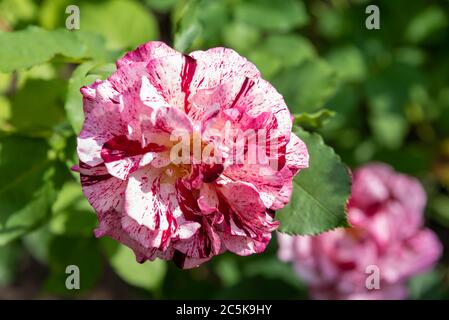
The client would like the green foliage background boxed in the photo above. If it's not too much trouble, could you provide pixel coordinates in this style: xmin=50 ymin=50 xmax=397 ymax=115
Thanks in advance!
xmin=0 ymin=0 xmax=449 ymax=299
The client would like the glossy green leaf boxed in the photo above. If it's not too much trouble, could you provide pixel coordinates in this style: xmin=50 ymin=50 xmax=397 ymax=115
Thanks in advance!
xmin=277 ymin=127 xmax=351 ymax=235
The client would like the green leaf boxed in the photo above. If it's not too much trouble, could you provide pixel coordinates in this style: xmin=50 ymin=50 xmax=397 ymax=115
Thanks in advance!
xmin=80 ymin=0 xmax=159 ymax=50
xmin=102 ymin=238 xmax=166 ymax=291
xmin=243 ymin=257 xmax=305 ymax=291
xmin=0 ymin=27 xmax=107 ymax=72
xmin=396 ymin=47 xmax=426 ymax=66
xmin=172 ymin=0 xmax=197 ymax=34
xmin=369 ymin=114 xmax=408 ymax=150
xmin=261 ymin=35 xmax=316 ymax=69
xmin=45 ymin=235 xmax=103 ymax=294
xmin=315 ymin=5 xmax=347 ymax=39
xmin=0 ymin=136 xmax=55 ymax=245
xmin=49 ymin=181 xmax=97 ymax=237
xmin=222 ymin=22 xmax=260 ymax=54
xmin=326 ymin=45 xmax=367 ymax=82
xmin=174 ymin=22 xmax=202 ymax=53
xmin=9 ymin=79 xmax=66 ymax=136
xmin=409 ymin=270 xmax=445 ymax=300
xmin=247 ymin=51 xmax=282 ymax=79
xmin=405 ymin=6 xmax=448 ymax=44
xmin=0 ymin=95 xmax=11 ymax=127
xmin=320 ymin=84 xmax=361 ymax=133
xmin=365 ymin=63 xmax=422 ymax=149
xmin=214 ymin=255 xmax=241 ymax=288
xmin=173 ymin=0 xmax=230 ymax=52
xmin=65 ymin=62 xmax=116 ymax=134
xmin=273 ymin=58 xmax=338 ymax=113
xmin=0 ymin=72 xmax=11 ymax=92
xmin=38 ymin=0 xmax=71 ymax=29
xmin=234 ymin=0 xmax=309 ymax=32
xmin=248 ymin=35 xmax=315 ymax=79
xmin=22 ymin=225 xmax=53 ymax=265
xmin=294 ymin=109 xmax=336 ymax=130
xmin=0 ymin=0 xmax=36 ymax=27
xmin=277 ymin=127 xmax=351 ymax=235
xmin=196 ymin=0 xmax=229 ymax=47
xmin=0 ymin=241 xmax=22 ymax=286
xmin=175 ymin=0 xmax=230 ymax=50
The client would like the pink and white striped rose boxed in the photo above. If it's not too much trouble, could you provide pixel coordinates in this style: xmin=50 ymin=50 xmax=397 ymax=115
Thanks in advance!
xmin=73 ymin=41 xmax=309 ymax=268
xmin=278 ymin=163 xmax=442 ymax=299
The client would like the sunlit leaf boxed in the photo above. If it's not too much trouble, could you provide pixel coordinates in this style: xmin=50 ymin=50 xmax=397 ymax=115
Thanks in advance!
xmin=9 ymin=79 xmax=66 ymax=136
xmin=277 ymin=128 xmax=351 ymax=235
xmin=80 ymin=0 xmax=159 ymax=50
xmin=0 ymin=27 xmax=107 ymax=72
xmin=49 ymin=181 xmax=96 ymax=237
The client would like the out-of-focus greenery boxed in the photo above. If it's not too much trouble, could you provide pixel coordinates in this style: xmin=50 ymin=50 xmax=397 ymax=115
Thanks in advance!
xmin=0 ymin=0 xmax=448 ymax=299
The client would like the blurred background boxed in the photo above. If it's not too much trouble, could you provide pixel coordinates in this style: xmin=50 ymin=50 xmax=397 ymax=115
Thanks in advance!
xmin=1 ymin=0 xmax=449 ymax=299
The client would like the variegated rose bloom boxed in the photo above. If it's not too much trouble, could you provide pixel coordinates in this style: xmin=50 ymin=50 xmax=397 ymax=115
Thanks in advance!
xmin=278 ymin=163 xmax=442 ymax=299
xmin=73 ymin=41 xmax=309 ymax=268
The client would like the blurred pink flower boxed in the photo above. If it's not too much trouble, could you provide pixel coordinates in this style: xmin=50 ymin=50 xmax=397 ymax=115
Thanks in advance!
xmin=278 ymin=163 xmax=442 ymax=299
xmin=73 ymin=41 xmax=309 ymax=268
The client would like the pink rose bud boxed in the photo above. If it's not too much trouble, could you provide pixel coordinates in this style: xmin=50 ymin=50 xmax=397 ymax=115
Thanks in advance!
xmin=278 ymin=163 xmax=442 ymax=299
xmin=74 ymin=41 xmax=309 ymax=268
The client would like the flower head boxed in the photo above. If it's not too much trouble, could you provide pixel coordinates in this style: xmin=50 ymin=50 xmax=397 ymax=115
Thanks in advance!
xmin=278 ymin=163 xmax=442 ymax=299
xmin=74 ymin=41 xmax=308 ymax=268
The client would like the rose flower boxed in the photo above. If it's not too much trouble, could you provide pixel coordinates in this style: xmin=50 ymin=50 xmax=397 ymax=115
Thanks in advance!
xmin=73 ymin=42 xmax=309 ymax=268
